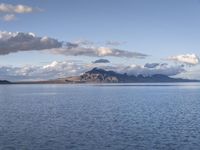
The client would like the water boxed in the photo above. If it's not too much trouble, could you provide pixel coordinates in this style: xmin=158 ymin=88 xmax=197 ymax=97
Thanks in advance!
xmin=0 ymin=83 xmax=200 ymax=150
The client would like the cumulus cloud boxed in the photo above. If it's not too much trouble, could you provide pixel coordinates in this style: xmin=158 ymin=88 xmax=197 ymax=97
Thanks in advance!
xmin=167 ymin=54 xmax=199 ymax=65
xmin=92 ymin=59 xmax=110 ymax=64
xmin=52 ymin=42 xmax=148 ymax=58
xmin=0 ymin=61 xmax=187 ymax=81
xmin=0 ymin=31 xmax=62 ymax=55
xmin=0 ymin=3 xmax=42 ymax=22
xmin=0 ymin=3 xmax=38 ymax=14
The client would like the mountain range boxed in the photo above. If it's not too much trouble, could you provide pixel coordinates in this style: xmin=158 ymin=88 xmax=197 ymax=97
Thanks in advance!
xmin=65 ymin=68 xmax=198 ymax=83
xmin=1 ymin=68 xmax=199 ymax=84
xmin=5 ymin=67 xmax=197 ymax=84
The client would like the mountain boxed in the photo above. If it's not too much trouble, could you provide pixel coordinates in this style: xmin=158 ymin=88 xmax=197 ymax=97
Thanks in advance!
xmin=62 ymin=68 xmax=198 ymax=83
xmin=12 ymin=67 xmax=199 ymax=84
xmin=0 ymin=80 xmax=11 ymax=84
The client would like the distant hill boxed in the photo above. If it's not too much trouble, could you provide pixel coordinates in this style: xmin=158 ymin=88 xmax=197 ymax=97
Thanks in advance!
xmin=52 ymin=68 xmax=198 ymax=83
xmin=11 ymin=67 xmax=200 ymax=84
xmin=0 ymin=80 xmax=11 ymax=84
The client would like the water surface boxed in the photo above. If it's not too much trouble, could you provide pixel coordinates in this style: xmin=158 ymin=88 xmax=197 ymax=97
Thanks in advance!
xmin=0 ymin=83 xmax=200 ymax=150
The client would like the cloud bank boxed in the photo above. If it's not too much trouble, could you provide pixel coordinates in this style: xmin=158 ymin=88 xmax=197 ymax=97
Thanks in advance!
xmin=167 ymin=54 xmax=199 ymax=65
xmin=0 ymin=31 xmax=148 ymax=58
xmin=118 ymin=63 xmax=185 ymax=77
xmin=0 ymin=61 xmax=186 ymax=81
xmin=52 ymin=42 xmax=148 ymax=58
xmin=0 ymin=61 xmax=85 ymax=81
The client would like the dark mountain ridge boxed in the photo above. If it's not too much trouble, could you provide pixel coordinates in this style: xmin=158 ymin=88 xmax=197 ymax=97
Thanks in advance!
xmin=0 ymin=80 xmax=11 ymax=84
xmin=78 ymin=68 xmax=198 ymax=83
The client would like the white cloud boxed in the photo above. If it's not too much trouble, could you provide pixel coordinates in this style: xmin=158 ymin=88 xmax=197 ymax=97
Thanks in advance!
xmin=0 ymin=3 xmax=42 ymax=22
xmin=0 ymin=3 xmax=36 ymax=14
xmin=97 ymin=47 xmax=113 ymax=56
xmin=2 ymin=14 xmax=16 ymax=21
xmin=0 ymin=31 xmax=62 ymax=55
xmin=167 ymin=54 xmax=199 ymax=65
xmin=0 ymin=61 xmax=87 ymax=81
xmin=43 ymin=61 xmax=59 ymax=69
xmin=176 ymin=67 xmax=200 ymax=80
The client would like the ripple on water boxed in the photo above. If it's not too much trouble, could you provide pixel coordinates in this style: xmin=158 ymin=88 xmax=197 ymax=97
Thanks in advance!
xmin=0 ymin=84 xmax=200 ymax=150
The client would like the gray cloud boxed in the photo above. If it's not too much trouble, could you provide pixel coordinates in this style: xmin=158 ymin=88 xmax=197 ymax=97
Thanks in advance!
xmin=119 ymin=64 xmax=185 ymax=77
xmin=0 ymin=31 xmax=62 ymax=55
xmin=92 ymin=59 xmax=110 ymax=64
xmin=0 ymin=31 xmax=148 ymax=58
xmin=144 ymin=63 xmax=160 ymax=68
xmin=52 ymin=42 xmax=148 ymax=58
xmin=0 ymin=3 xmax=42 ymax=22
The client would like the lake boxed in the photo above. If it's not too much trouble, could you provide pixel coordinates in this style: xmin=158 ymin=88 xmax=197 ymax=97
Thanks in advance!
xmin=0 ymin=83 xmax=200 ymax=150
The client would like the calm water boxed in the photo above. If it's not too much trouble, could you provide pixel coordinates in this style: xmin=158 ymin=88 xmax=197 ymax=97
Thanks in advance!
xmin=0 ymin=83 xmax=200 ymax=150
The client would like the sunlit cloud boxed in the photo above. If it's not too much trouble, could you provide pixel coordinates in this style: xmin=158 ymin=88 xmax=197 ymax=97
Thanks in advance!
xmin=0 ymin=3 xmax=42 ymax=22
xmin=0 ymin=3 xmax=40 ymax=14
xmin=167 ymin=54 xmax=199 ymax=65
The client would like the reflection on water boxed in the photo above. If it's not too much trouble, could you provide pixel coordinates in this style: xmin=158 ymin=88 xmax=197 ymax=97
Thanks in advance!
xmin=0 ymin=83 xmax=200 ymax=150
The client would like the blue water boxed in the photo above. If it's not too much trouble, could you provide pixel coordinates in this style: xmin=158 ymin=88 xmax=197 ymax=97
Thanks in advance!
xmin=0 ymin=83 xmax=200 ymax=150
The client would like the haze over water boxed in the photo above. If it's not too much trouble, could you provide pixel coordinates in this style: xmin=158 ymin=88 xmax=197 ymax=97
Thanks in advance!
xmin=0 ymin=83 xmax=200 ymax=150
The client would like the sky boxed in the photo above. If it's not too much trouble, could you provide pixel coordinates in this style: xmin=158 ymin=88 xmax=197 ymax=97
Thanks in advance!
xmin=0 ymin=0 xmax=200 ymax=81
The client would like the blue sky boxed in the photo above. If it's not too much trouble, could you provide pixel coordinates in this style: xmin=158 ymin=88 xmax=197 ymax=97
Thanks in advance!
xmin=0 ymin=0 xmax=200 ymax=80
